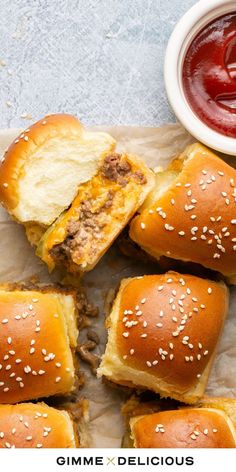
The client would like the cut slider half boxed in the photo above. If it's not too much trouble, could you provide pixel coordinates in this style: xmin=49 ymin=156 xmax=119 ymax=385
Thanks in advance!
xmin=37 ymin=152 xmax=154 ymax=272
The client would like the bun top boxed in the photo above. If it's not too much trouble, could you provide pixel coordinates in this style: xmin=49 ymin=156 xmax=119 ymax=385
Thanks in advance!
xmin=0 ymin=403 xmax=77 ymax=448
xmin=129 ymin=143 xmax=236 ymax=277
xmin=116 ymin=272 xmax=228 ymax=392
xmin=0 ymin=114 xmax=116 ymax=226
xmin=131 ymin=408 xmax=236 ymax=448
xmin=0 ymin=287 xmax=77 ymax=403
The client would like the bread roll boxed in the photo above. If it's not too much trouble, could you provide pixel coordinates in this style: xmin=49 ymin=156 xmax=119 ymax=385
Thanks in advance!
xmin=0 ymin=402 xmax=79 ymax=448
xmin=130 ymin=407 xmax=236 ymax=448
xmin=98 ymin=271 xmax=228 ymax=403
xmin=129 ymin=143 xmax=236 ymax=282
xmin=0 ymin=114 xmax=115 ymax=226
xmin=0 ymin=285 xmax=78 ymax=403
xmin=36 ymin=152 xmax=154 ymax=273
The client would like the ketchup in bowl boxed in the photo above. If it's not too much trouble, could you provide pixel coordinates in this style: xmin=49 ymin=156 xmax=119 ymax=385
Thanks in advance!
xmin=182 ymin=13 xmax=236 ymax=138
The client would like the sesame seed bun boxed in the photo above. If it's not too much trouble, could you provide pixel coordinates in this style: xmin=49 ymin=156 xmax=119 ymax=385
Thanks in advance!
xmin=129 ymin=143 xmax=236 ymax=282
xmin=0 ymin=286 xmax=78 ymax=403
xmin=130 ymin=408 xmax=236 ymax=448
xmin=35 ymin=152 xmax=155 ymax=273
xmin=98 ymin=271 xmax=228 ymax=404
xmin=0 ymin=114 xmax=116 ymax=226
xmin=0 ymin=402 xmax=78 ymax=448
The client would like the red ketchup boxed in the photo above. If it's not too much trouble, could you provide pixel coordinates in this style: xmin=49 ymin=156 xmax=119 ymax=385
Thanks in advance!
xmin=182 ymin=13 xmax=236 ymax=137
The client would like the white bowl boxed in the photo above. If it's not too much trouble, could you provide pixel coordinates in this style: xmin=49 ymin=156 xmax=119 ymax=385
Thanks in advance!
xmin=164 ymin=0 xmax=236 ymax=156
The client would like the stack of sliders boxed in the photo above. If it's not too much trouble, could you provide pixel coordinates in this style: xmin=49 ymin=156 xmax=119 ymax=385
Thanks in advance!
xmin=0 ymin=283 xmax=88 ymax=448
xmin=0 ymin=115 xmax=236 ymax=448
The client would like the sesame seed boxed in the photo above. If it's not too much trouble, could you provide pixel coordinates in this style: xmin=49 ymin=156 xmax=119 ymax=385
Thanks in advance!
xmin=203 ymin=429 xmax=208 ymax=435
xmin=140 ymin=222 xmax=145 ymax=230
xmin=55 ymin=377 xmax=61 ymax=383
xmin=0 ymin=432 xmax=4 ymax=438
xmin=213 ymin=429 xmax=218 ymax=433
xmin=136 ymin=310 xmax=143 ymax=316
xmin=208 ymin=288 xmax=212 ymax=294
xmin=164 ymin=224 xmax=174 ymax=231
xmin=2 ymin=319 xmax=8 ymax=324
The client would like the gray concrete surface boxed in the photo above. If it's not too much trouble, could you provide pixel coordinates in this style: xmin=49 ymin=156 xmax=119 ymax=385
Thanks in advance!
xmin=0 ymin=0 xmax=196 ymax=128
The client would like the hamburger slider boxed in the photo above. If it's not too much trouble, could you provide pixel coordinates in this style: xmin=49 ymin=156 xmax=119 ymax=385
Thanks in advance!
xmin=0 ymin=114 xmax=154 ymax=273
xmin=123 ymin=396 xmax=236 ymax=448
xmin=98 ymin=271 xmax=228 ymax=404
xmin=0 ymin=402 xmax=86 ymax=448
xmin=129 ymin=143 xmax=236 ymax=283
xmin=0 ymin=284 xmax=78 ymax=403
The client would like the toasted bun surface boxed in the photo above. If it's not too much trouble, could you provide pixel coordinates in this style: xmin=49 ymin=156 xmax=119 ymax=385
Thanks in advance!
xmin=130 ymin=408 xmax=236 ymax=448
xmin=98 ymin=271 xmax=228 ymax=403
xmin=36 ymin=152 xmax=155 ymax=273
xmin=129 ymin=143 xmax=236 ymax=279
xmin=0 ymin=114 xmax=115 ymax=226
xmin=0 ymin=287 xmax=78 ymax=403
xmin=0 ymin=402 xmax=77 ymax=448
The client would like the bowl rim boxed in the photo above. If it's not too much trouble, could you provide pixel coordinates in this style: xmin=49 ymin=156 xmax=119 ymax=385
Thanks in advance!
xmin=164 ymin=0 xmax=236 ymax=156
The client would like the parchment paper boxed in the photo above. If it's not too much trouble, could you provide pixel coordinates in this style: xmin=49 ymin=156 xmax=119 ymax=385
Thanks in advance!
xmin=0 ymin=124 xmax=235 ymax=448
